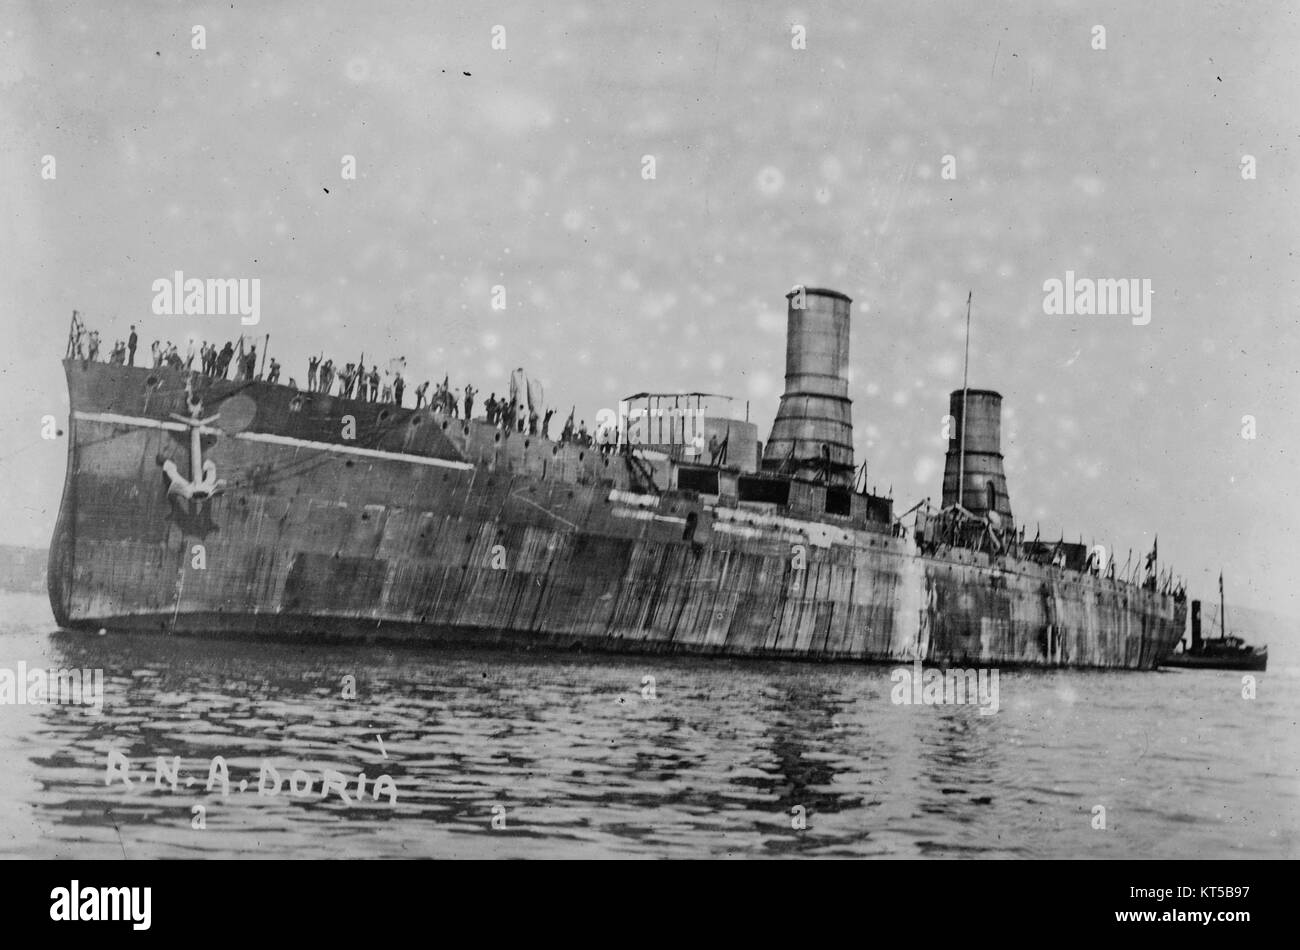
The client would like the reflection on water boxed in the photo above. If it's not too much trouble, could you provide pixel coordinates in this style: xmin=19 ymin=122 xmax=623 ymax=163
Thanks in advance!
xmin=0 ymin=594 xmax=1295 ymax=859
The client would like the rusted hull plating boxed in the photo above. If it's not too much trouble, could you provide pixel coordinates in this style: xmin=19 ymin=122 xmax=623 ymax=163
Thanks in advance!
xmin=49 ymin=362 xmax=1185 ymax=669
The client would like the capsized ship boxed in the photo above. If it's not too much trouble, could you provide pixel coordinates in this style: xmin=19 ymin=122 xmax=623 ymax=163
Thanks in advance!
xmin=48 ymin=287 xmax=1186 ymax=668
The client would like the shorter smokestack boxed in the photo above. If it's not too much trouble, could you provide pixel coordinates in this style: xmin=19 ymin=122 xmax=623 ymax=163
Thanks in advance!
xmin=941 ymin=389 xmax=1013 ymax=522
xmin=1191 ymin=600 xmax=1202 ymax=651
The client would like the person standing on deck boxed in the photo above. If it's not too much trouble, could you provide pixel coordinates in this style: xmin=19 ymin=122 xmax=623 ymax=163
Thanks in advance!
xmin=127 ymin=326 xmax=138 ymax=366
xmin=394 ymin=373 xmax=405 ymax=407
xmin=216 ymin=341 xmax=233 ymax=378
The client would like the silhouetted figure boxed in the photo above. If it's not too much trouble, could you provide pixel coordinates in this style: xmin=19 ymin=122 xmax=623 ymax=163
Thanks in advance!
xmin=127 ymin=326 xmax=138 ymax=366
xmin=217 ymin=341 xmax=234 ymax=378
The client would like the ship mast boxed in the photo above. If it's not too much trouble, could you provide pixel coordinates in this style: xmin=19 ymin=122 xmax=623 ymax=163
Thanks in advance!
xmin=957 ymin=290 xmax=972 ymax=510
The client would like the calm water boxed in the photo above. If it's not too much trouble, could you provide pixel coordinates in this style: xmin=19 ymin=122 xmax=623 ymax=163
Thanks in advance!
xmin=0 ymin=592 xmax=1295 ymax=859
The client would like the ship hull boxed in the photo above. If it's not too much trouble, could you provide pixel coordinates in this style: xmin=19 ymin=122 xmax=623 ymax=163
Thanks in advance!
xmin=1159 ymin=651 xmax=1267 ymax=672
xmin=49 ymin=361 xmax=1186 ymax=670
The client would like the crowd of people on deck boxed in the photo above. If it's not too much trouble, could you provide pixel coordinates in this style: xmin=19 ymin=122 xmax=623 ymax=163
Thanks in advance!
xmin=65 ymin=317 xmax=614 ymax=445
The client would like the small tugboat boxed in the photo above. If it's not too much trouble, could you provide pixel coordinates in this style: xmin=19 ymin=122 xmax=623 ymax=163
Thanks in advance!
xmin=1162 ymin=573 xmax=1268 ymax=671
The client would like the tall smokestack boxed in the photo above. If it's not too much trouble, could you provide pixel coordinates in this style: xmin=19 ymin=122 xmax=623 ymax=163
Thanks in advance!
xmin=1191 ymin=600 xmax=1202 ymax=651
xmin=941 ymin=389 xmax=1013 ymax=522
xmin=762 ymin=287 xmax=854 ymax=487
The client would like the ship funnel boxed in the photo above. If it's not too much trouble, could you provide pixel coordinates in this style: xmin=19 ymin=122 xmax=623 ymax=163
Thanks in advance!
xmin=761 ymin=286 xmax=854 ymax=486
xmin=941 ymin=388 xmax=1014 ymax=522
xmin=1191 ymin=600 xmax=1202 ymax=650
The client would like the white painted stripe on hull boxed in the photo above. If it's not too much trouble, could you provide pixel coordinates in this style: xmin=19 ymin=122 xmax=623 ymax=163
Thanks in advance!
xmin=74 ymin=410 xmax=476 ymax=470
xmin=612 ymin=508 xmax=687 ymax=525
xmin=73 ymin=411 xmax=215 ymax=434
xmin=235 ymin=430 xmax=475 ymax=469
xmin=607 ymin=489 xmax=660 ymax=508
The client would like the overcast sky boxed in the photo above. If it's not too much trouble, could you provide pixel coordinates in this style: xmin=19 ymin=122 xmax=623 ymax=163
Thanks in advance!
xmin=2 ymin=0 xmax=1297 ymax=617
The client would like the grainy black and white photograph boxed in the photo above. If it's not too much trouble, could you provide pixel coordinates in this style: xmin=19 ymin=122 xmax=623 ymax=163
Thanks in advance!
xmin=1 ymin=0 xmax=1297 ymax=897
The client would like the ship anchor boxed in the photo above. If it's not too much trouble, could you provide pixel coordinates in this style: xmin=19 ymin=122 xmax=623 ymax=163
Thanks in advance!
xmin=162 ymin=381 xmax=227 ymax=501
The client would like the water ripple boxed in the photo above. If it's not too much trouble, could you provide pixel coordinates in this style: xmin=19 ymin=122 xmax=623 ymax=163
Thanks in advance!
xmin=0 ymin=594 xmax=1295 ymax=858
